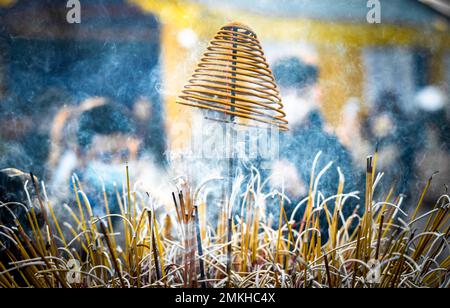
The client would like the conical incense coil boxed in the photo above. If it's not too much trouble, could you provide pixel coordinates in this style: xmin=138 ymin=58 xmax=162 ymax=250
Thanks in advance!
xmin=177 ymin=22 xmax=288 ymax=131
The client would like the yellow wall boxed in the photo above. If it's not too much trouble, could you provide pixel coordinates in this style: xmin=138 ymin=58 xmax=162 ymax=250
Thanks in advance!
xmin=317 ymin=45 xmax=364 ymax=125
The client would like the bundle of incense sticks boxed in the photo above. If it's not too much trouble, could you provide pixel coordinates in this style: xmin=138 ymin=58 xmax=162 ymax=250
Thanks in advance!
xmin=171 ymin=187 xmax=201 ymax=287
xmin=0 ymin=150 xmax=448 ymax=288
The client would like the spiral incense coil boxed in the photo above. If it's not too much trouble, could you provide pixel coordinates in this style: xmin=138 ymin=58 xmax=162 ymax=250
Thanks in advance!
xmin=177 ymin=22 xmax=288 ymax=131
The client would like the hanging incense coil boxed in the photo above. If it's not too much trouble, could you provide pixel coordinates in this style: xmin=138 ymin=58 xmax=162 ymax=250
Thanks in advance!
xmin=177 ymin=22 xmax=288 ymax=131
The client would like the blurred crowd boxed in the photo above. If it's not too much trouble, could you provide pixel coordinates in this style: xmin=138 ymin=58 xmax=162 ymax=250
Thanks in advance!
xmin=0 ymin=56 xmax=449 ymax=222
xmin=269 ymin=56 xmax=450 ymax=215
xmin=0 ymin=91 xmax=171 ymax=219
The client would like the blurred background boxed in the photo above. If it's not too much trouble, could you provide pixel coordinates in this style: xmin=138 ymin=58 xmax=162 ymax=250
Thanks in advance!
xmin=0 ymin=0 xmax=449 ymax=206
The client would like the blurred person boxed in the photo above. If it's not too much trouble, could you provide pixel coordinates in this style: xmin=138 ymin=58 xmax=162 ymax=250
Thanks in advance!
xmin=50 ymin=97 xmax=170 ymax=220
xmin=362 ymin=90 xmax=421 ymax=197
xmin=24 ymin=87 xmax=73 ymax=179
xmin=269 ymin=57 xmax=361 ymax=225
